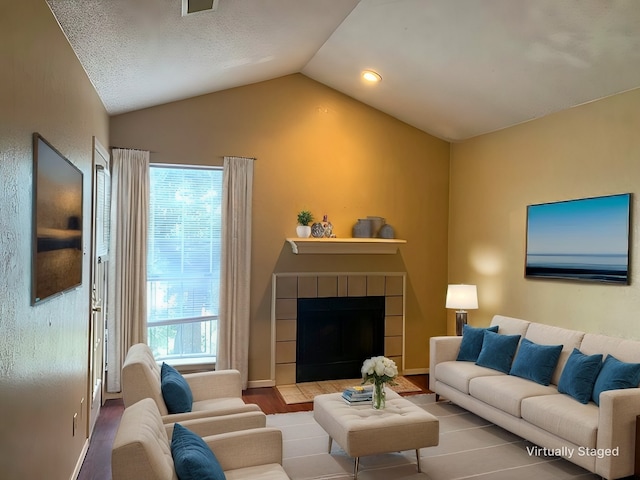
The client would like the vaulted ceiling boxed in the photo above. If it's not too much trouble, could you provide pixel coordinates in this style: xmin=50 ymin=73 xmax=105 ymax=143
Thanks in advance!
xmin=48 ymin=0 xmax=640 ymax=141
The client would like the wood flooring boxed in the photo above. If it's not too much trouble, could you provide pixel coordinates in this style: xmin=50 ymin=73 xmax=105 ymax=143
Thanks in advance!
xmin=77 ymin=374 xmax=430 ymax=480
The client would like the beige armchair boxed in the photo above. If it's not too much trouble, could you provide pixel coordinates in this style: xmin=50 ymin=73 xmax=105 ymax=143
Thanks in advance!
xmin=112 ymin=398 xmax=290 ymax=480
xmin=122 ymin=343 xmax=263 ymax=423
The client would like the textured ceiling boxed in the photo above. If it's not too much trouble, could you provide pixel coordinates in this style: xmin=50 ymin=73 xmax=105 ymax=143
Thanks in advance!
xmin=48 ymin=0 xmax=640 ymax=141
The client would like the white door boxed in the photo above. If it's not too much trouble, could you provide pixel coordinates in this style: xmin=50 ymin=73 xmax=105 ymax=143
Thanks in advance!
xmin=88 ymin=137 xmax=110 ymax=436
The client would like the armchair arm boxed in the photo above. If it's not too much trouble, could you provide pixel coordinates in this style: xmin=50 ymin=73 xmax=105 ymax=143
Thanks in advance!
xmin=595 ymin=387 xmax=640 ymax=479
xmin=164 ymin=411 xmax=266 ymax=439
xmin=204 ymin=428 xmax=283 ymax=471
xmin=160 ymin=403 xmax=261 ymax=424
xmin=184 ymin=369 xmax=243 ymax=401
xmin=429 ymin=336 xmax=462 ymax=392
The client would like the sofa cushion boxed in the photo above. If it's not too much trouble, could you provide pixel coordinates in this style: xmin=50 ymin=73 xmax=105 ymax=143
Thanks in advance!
xmin=171 ymin=423 xmax=225 ymax=480
xmin=489 ymin=315 xmax=530 ymax=337
xmin=161 ymin=362 xmax=194 ymax=414
xmin=224 ymin=464 xmax=290 ymax=480
xmin=111 ymin=398 xmax=176 ymax=480
xmin=524 ymin=323 xmax=584 ymax=386
xmin=434 ymin=361 xmax=504 ymax=394
xmin=476 ymin=330 xmax=521 ymax=374
xmin=557 ymin=348 xmax=602 ymax=404
xmin=191 ymin=397 xmax=256 ymax=414
xmin=509 ymin=338 xmax=563 ymax=386
xmin=521 ymin=394 xmax=599 ymax=448
xmin=469 ymin=375 xmax=558 ymax=417
xmin=592 ymin=355 xmax=640 ymax=406
xmin=580 ymin=333 xmax=640 ymax=363
xmin=122 ymin=343 xmax=167 ymax=413
xmin=457 ymin=324 xmax=499 ymax=361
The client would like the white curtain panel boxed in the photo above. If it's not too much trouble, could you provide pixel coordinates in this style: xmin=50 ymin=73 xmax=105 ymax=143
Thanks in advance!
xmin=217 ymin=156 xmax=254 ymax=389
xmin=106 ymin=148 xmax=149 ymax=393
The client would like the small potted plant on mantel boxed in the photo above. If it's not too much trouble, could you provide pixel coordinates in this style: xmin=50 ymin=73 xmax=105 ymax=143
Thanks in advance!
xmin=296 ymin=210 xmax=313 ymax=238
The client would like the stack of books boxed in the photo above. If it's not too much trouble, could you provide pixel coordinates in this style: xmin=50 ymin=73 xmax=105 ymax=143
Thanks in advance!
xmin=342 ymin=385 xmax=373 ymax=405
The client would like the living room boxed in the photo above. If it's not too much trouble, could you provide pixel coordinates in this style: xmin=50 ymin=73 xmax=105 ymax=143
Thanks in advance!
xmin=2 ymin=1 xmax=640 ymax=479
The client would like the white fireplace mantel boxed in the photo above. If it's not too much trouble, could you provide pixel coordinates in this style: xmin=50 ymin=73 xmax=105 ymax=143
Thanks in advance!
xmin=285 ymin=237 xmax=406 ymax=255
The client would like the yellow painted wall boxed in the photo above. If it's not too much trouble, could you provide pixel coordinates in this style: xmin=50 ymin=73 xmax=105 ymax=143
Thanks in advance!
xmin=0 ymin=1 xmax=109 ymax=478
xmin=110 ymin=74 xmax=451 ymax=381
xmin=449 ymin=88 xmax=640 ymax=338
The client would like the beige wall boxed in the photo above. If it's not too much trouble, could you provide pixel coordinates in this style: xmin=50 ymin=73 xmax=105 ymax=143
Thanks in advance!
xmin=449 ymin=88 xmax=640 ymax=338
xmin=5 ymin=3 xmax=639 ymax=477
xmin=110 ymin=74 xmax=451 ymax=382
xmin=0 ymin=1 xmax=109 ymax=478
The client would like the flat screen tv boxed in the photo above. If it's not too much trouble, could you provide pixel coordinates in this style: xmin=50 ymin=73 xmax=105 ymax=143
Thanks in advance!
xmin=525 ymin=193 xmax=631 ymax=284
xmin=32 ymin=133 xmax=84 ymax=305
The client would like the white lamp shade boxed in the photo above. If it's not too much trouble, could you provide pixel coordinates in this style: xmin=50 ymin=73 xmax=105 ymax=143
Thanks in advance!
xmin=446 ymin=284 xmax=478 ymax=310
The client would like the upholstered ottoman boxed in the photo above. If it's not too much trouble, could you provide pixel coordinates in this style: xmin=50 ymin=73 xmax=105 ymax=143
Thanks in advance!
xmin=313 ymin=390 xmax=439 ymax=478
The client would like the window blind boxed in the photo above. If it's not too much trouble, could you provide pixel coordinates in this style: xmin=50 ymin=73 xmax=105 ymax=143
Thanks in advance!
xmin=147 ymin=165 xmax=223 ymax=324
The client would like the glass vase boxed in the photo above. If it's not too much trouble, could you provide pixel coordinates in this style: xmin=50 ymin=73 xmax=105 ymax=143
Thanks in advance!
xmin=372 ymin=381 xmax=386 ymax=410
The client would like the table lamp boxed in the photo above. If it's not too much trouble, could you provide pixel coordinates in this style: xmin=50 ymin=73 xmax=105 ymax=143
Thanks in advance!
xmin=446 ymin=284 xmax=478 ymax=336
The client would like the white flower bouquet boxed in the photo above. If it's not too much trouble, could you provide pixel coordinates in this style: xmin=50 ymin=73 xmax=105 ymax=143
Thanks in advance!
xmin=361 ymin=356 xmax=398 ymax=409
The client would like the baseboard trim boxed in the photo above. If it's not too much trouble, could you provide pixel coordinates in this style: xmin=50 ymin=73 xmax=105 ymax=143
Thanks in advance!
xmin=71 ymin=439 xmax=89 ymax=480
xmin=247 ymin=379 xmax=276 ymax=389
xmin=403 ymin=367 xmax=429 ymax=375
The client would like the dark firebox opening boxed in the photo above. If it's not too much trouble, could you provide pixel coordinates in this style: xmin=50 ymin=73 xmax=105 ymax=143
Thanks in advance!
xmin=296 ymin=296 xmax=385 ymax=383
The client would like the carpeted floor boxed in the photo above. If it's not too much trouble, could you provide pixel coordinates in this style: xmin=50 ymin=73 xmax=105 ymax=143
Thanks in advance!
xmin=266 ymin=394 xmax=601 ymax=480
xmin=275 ymin=376 xmax=421 ymax=404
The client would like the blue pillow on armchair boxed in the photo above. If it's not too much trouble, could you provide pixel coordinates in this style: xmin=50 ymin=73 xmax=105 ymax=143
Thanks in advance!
xmin=457 ymin=324 xmax=499 ymax=362
xmin=171 ymin=423 xmax=225 ymax=480
xmin=475 ymin=330 xmax=521 ymax=374
xmin=161 ymin=362 xmax=194 ymax=414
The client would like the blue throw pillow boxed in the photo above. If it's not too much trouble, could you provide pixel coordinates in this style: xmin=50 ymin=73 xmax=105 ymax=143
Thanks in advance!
xmin=475 ymin=330 xmax=521 ymax=374
xmin=161 ymin=362 xmax=193 ymax=414
xmin=171 ymin=423 xmax=226 ymax=480
xmin=457 ymin=324 xmax=499 ymax=362
xmin=557 ymin=348 xmax=603 ymax=404
xmin=509 ymin=338 xmax=563 ymax=386
xmin=591 ymin=355 xmax=640 ymax=406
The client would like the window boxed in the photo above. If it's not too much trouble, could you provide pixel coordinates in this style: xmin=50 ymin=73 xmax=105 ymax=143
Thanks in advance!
xmin=147 ymin=165 xmax=222 ymax=362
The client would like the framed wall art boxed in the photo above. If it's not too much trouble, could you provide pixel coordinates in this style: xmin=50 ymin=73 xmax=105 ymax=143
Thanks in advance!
xmin=32 ymin=133 xmax=84 ymax=304
xmin=525 ymin=193 xmax=631 ymax=284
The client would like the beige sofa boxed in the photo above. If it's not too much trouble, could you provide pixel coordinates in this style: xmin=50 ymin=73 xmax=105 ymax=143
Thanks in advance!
xmin=430 ymin=315 xmax=640 ymax=480
xmin=123 ymin=343 xmax=262 ymax=423
xmin=112 ymin=398 xmax=290 ymax=480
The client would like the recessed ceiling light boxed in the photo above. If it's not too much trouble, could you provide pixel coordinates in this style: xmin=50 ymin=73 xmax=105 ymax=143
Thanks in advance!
xmin=362 ymin=70 xmax=382 ymax=83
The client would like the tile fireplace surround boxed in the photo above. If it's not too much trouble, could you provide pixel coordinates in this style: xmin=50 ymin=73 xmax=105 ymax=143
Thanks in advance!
xmin=272 ymin=272 xmax=406 ymax=385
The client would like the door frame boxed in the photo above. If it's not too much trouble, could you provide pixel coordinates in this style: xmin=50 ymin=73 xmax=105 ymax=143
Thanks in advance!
xmin=87 ymin=137 xmax=110 ymax=438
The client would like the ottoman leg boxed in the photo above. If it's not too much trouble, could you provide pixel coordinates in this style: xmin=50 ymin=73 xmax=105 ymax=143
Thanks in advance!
xmin=416 ymin=449 xmax=421 ymax=472
xmin=354 ymin=457 xmax=360 ymax=479
xmin=328 ymin=436 xmax=333 ymax=453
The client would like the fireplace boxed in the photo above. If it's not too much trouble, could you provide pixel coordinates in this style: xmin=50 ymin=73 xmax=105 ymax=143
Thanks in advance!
xmin=273 ymin=273 xmax=405 ymax=385
xmin=296 ymin=296 xmax=385 ymax=383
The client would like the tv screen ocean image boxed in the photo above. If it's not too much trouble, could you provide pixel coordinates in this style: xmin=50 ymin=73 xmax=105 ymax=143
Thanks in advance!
xmin=525 ymin=194 xmax=631 ymax=284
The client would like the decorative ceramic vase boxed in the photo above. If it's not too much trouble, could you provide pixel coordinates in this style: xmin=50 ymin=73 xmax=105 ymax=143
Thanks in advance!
xmin=311 ymin=222 xmax=325 ymax=238
xmin=372 ymin=381 xmax=386 ymax=410
xmin=353 ymin=219 xmax=372 ymax=238
xmin=321 ymin=214 xmax=333 ymax=238
xmin=378 ymin=224 xmax=395 ymax=239
xmin=367 ymin=216 xmax=385 ymax=237
xmin=296 ymin=225 xmax=311 ymax=238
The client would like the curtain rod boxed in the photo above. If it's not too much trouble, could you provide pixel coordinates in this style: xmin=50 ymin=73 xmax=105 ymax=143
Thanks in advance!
xmin=109 ymin=146 xmax=156 ymax=153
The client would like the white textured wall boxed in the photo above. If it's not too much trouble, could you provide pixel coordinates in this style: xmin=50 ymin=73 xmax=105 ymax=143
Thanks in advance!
xmin=0 ymin=1 xmax=109 ymax=478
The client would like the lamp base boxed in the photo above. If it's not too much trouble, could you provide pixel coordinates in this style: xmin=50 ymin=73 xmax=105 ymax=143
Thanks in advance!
xmin=455 ymin=311 xmax=468 ymax=336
